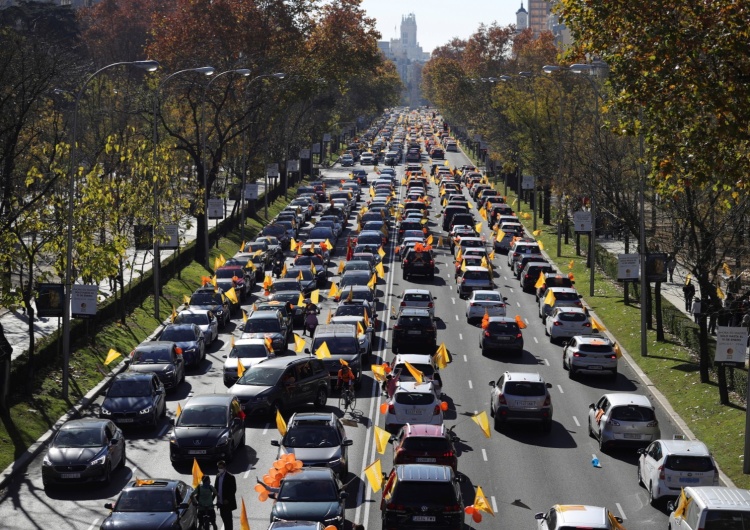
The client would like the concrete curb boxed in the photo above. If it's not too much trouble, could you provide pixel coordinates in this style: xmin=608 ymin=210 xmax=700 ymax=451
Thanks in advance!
xmin=0 ymin=317 xmax=172 ymax=490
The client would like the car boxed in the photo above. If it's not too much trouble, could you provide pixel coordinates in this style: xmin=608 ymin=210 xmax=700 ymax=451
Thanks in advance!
xmin=158 ymin=323 xmax=206 ymax=368
xmin=229 ymin=252 xmax=266 ymax=282
xmin=507 ymin=240 xmax=541 ymax=269
xmin=638 ymin=438 xmax=719 ymax=505
xmin=360 ymin=152 xmax=375 ymax=164
xmin=268 ymin=522 xmax=325 ymax=530
xmin=270 ymin=278 xmax=303 ymax=296
xmin=513 ymin=254 xmax=547 ymax=279
xmin=270 ymin=412 xmax=353 ymax=478
xmin=519 ymin=262 xmax=557 ymax=293
xmin=465 ymin=290 xmax=507 ymax=321
xmin=189 ymin=286 xmax=231 ymax=328
xmin=269 ymin=468 xmax=347 ymax=530
xmin=311 ymin=324 xmax=366 ymax=385
xmin=100 ymin=372 xmax=167 ymax=427
xmin=340 ymin=270 xmax=374 ymax=291
xmin=588 ymin=393 xmax=661 ymax=451
xmin=534 ymin=504 xmax=624 ymax=530
xmin=168 ymin=394 xmax=246 ymax=463
xmin=391 ymin=353 xmax=443 ymax=397
xmin=536 ymin=272 xmax=575 ymax=302
xmin=430 ymin=148 xmax=445 ymax=159
xmin=380 ymin=464 xmax=464 ymax=530
xmin=351 ymin=169 xmax=368 ymax=185
xmin=223 ymin=338 xmax=274 ymax=387
xmin=284 ymin=267 xmax=317 ymax=294
xmin=264 ymin=293 xmax=303 ymax=326
xmin=335 ymin=284 xmax=377 ymax=306
xmin=401 ymin=247 xmax=435 ymax=280
xmin=173 ymin=308 xmax=219 ymax=345
xmin=384 ymin=151 xmax=400 ymax=165
xmin=545 ymin=307 xmax=592 ymax=343
xmin=241 ymin=310 xmax=290 ymax=355
xmin=100 ymin=478 xmax=197 ymax=530
xmin=667 ymin=486 xmax=750 ymax=530
xmin=228 ymin=356 xmax=330 ymax=417
xmin=563 ymin=334 xmax=618 ymax=379
xmin=340 ymin=154 xmax=354 ymax=167
xmin=344 ymin=260 xmax=373 ymax=274
xmin=215 ymin=264 xmax=253 ymax=299
xmin=331 ymin=303 xmax=375 ymax=358
xmin=391 ymin=308 xmax=437 ymax=353
xmin=384 ymin=381 xmax=444 ymax=432
xmin=42 ymin=418 xmax=126 ymax=488
xmin=127 ymin=342 xmax=185 ymax=390
xmin=489 ymin=371 xmax=553 ymax=433
xmin=390 ymin=423 xmax=458 ymax=471
xmin=457 ymin=266 xmax=494 ymax=299
xmin=398 ymin=288 xmax=435 ymax=318
xmin=480 ymin=316 xmax=524 ymax=354
xmin=539 ymin=287 xmax=584 ymax=323
xmin=357 ymin=230 xmax=386 ymax=248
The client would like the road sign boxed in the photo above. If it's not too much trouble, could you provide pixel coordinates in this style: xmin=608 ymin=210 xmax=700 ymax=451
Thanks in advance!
xmin=162 ymin=224 xmax=179 ymax=249
xmin=266 ymin=163 xmax=279 ymax=177
xmin=36 ymin=283 xmax=64 ymax=318
xmin=71 ymin=285 xmax=98 ymax=318
xmin=244 ymin=183 xmax=260 ymax=200
xmin=617 ymin=254 xmax=640 ymax=281
xmin=573 ymin=211 xmax=592 ymax=232
xmin=522 ymin=175 xmax=535 ymax=190
xmin=287 ymin=160 xmax=299 ymax=172
xmin=715 ymin=326 xmax=749 ymax=366
xmin=299 ymin=149 xmax=311 ymax=159
xmin=645 ymin=253 xmax=668 ymax=283
xmin=312 ymin=144 xmax=321 ymax=154
xmin=323 ymin=133 xmax=332 ymax=142
xmin=207 ymin=199 xmax=224 ymax=219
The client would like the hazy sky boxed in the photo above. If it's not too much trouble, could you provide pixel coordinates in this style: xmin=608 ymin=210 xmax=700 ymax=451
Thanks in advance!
xmin=359 ymin=0 xmax=522 ymax=55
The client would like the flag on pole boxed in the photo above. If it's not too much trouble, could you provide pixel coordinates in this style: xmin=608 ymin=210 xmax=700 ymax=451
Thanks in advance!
xmin=329 ymin=283 xmax=340 ymax=299
xmin=374 ymin=426 xmax=391 ymax=455
xmin=176 ymin=403 xmax=182 ymax=417
xmin=614 ymin=342 xmax=623 ymax=358
xmin=535 ymin=272 xmax=546 ymax=289
xmin=294 ymin=333 xmax=306 ymax=353
xmin=533 ymin=229 xmax=541 ymax=236
xmin=225 ymin=287 xmax=238 ymax=305
xmin=315 ymin=342 xmax=332 ymax=359
xmin=364 ymin=460 xmax=383 ymax=493
xmin=310 ymin=290 xmax=320 ymax=304
xmin=591 ymin=318 xmax=606 ymax=332
xmin=544 ymin=289 xmax=556 ymax=307
xmin=434 ymin=343 xmax=450 ymax=369
xmin=368 ymin=274 xmax=377 ymax=289
xmin=237 ymin=360 xmax=245 ymax=378
xmin=192 ymin=458 xmax=204 ymax=487
xmin=264 ymin=336 xmax=273 ymax=352
xmin=281 ymin=263 xmax=287 ymax=277
xmin=376 ymin=262 xmax=385 ymax=279
xmin=378 ymin=247 xmax=386 ymax=258
xmin=568 ymin=260 xmax=575 ymax=270
xmin=371 ymin=363 xmax=386 ymax=382
xmin=404 ymin=361 xmax=424 ymax=384
xmin=472 ymin=411 xmax=491 ymax=438
xmin=474 ymin=486 xmax=494 ymax=516
xmin=338 ymin=261 xmax=345 ymax=274
xmin=297 ymin=292 xmax=305 ymax=308
xmin=171 ymin=306 xmax=178 ymax=322
xmin=276 ymin=409 xmax=287 ymax=436
xmin=239 ymin=498 xmax=251 ymax=530
xmin=183 ymin=294 xmax=191 ymax=305
xmin=326 ymin=309 xmax=333 ymax=324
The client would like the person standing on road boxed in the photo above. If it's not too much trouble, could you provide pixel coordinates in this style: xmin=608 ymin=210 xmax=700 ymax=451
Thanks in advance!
xmin=191 ymin=475 xmax=218 ymax=530
xmin=683 ymin=281 xmax=696 ymax=312
xmin=214 ymin=460 xmax=237 ymax=530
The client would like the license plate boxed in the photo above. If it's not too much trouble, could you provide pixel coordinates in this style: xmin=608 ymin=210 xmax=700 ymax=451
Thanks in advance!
xmin=497 ymin=336 xmax=511 ymax=341
xmin=679 ymin=477 xmax=700 ymax=483
xmin=408 ymin=330 xmax=421 ymax=335
xmin=407 ymin=409 xmax=423 ymax=415
xmin=118 ymin=418 xmax=134 ymax=423
xmin=416 ymin=457 xmax=436 ymax=463
xmin=517 ymin=401 xmax=535 ymax=407
xmin=189 ymin=450 xmax=207 ymax=455
xmin=61 ymin=473 xmax=81 ymax=479
xmin=623 ymin=433 xmax=641 ymax=439
xmin=412 ymin=516 xmax=436 ymax=522
xmin=588 ymin=365 xmax=603 ymax=370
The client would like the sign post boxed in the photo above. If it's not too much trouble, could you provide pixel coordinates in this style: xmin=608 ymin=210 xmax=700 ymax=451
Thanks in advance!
xmin=71 ymin=285 xmax=98 ymax=319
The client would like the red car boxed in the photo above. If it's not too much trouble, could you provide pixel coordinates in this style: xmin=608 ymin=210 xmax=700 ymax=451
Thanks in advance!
xmin=391 ymin=423 xmax=458 ymax=472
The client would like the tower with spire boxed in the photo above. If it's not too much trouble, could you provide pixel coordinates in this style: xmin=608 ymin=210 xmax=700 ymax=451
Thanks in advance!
xmin=516 ymin=2 xmax=529 ymax=32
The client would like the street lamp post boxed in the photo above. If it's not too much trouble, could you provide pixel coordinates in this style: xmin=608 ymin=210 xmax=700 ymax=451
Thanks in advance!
xmin=152 ymin=66 xmax=215 ymax=320
xmin=200 ymin=68 xmax=251 ymax=268
xmin=519 ymin=72 xmax=538 ymax=232
xmin=62 ymin=59 xmax=159 ymax=400
xmin=541 ymin=66 xmax=566 ymax=257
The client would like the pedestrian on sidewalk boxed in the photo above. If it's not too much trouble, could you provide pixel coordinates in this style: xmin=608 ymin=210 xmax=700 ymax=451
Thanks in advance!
xmin=683 ymin=281 xmax=696 ymax=312
xmin=667 ymin=255 xmax=677 ymax=283
xmin=691 ymin=297 xmax=702 ymax=324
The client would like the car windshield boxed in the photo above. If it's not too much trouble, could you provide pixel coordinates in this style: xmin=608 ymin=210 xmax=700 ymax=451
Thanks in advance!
xmin=109 ymin=379 xmax=152 ymax=397
xmin=160 ymin=327 xmax=195 ymax=342
xmin=309 ymin=228 xmax=332 ymax=239
xmin=394 ymin=392 xmax=434 ymax=406
xmin=346 ymin=261 xmax=371 ymax=272
xmin=358 ymin=235 xmax=382 ymax=246
xmin=610 ymin=405 xmax=655 ymax=422
xmin=284 ymin=425 xmax=339 ymax=448
xmin=115 ymin=489 xmax=175 ymax=512
xmin=55 ymin=428 xmax=104 ymax=448
xmin=244 ymin=319 xmax=281 ymax=333
xmin=246 ymin=243 xmax=266 ymax=253
xmin=229 ymin=344 xmax=268 ymax=359
xmin=392 ymin=482 xmax=455 ymax=504
xmin=295 ymin=256 xmax=324 ymax=267
xmin=703 ymin=511 xmax=750 ymax=529
xmin=402 ymin=437 xmax=450 ymax=452
xmin=191 ymin=293 xmax=222 ymax=306
xmin=558 ymin=312 xmax=587 ymax=322
xmin=461 ymin=240 xmax=484 ymax=249
xmin=554 ymin=292 xmax=580 ymax=301
xmin=463 ymin=271 xmax=489 ymax=281
xmin=335 ymin=306 xmax=366 ymax=318
xmin=312 ymin=337 xmax=359 ymax=355
xmin=403 ymin=293 xmax=431 ymax=302
xmin=474 ymin=293 xmax=501 ymax=301
xmin=286 ymin=270 xmax=313 ymax=281
xmin=548 ymin=279 xmax=574 ymax=288
xmin=579 ymin=344 xmax=614 ymax=353
xmin=665 ymin=455 xmax=715 ymax=472
xmin=504 ymin=382 xmax=546 ymax=397
xmin=215 ymin=268 xmax=242 ymax=279
xmin=397 ymin=316 xmax=431 ymax=328
xmin=341 ymin=275 xmax=370 ymax=288
xmin=272 ymin=280 xmax=301 ymax=292
xmin=278 ymin=478 xmax=338 ymax=502
xmin=132 ymin=348 xmax=171 ymax=364
xmin=395 ymin=363 xmax=435 ymax=378
xmin=488 ymin=322 xmax=519 ymax=333
xmin=238 ymin=366 xmax=284 ymax=386
xmin=177 ymin=405 xmax=227 ymax=427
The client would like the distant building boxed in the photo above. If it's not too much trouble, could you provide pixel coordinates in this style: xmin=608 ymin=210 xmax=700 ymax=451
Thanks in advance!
xmin=516 ymin=2 xmax=528 ymax=33
xmin=378 ymin=13 xmax=430 ymax=107
xmin=527 ymin=0 xmax=551 ymax=36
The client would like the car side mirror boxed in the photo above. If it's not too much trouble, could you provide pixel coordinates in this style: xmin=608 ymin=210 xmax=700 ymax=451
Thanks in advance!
xmin=104 ymin=503 xmax=114 ymax=510
xmin=268 ymin=493 xmax=277 ymax=500
xmin=488 ymin=381 xmax=495 ymax=387
xmin=179 ymin=502 xmax=189 ymax=510
xmin=305 ymin=348 xmax=311 ymax=354
xmin=271 ymin=440 xmax=280 ymax=447
xmin=222 ymin=355 xmax=227 ymax=359
xmin=388 ymin=436 xmax=395 ymax=444
xmin=546 ymin=383 xmax=552 ymax=388
xmin=343 ymin=439 xmax=354 ymax=447
xmin=503 ymin=297 xmax=508 ymax=301
xmin=589 ymin=403 xmax=596 ymax=410
xmin=534 ymin=513 xmax=545 ymax=520
xmin=637 ymin=448 xmax=645 ymax=455
xmin=123 ymin=358 xmax=131 ymax=365
xmin=667 ymin=501 xmax=676 ymax=512
xmin=156 ymin=388 xmax=164 ymax=394
xmin=340 ymin=492 xmax=349 ymax=499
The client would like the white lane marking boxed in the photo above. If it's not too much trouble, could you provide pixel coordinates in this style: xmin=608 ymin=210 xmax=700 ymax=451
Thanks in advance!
xmin=455 ymin=315 xmax=459 ymax=321
xmin=534 ymin=337 xmax=539 ymax=344
xmin=481 ymin=448 xmax=488 ymax=461
xmin=516 ymin=302 xmax=521 ymax=307
xmin=86 ymin=520 xmax=100 ymax=530
xmin=244 ymin=468 xmax=252 ymax=479
xmin=616 ymin=503 xmax=626 ymax=520
xmin=509 ymin=288 xmax=514 ymax=294
xmin=459 ymin=333 xmax=463 ymax=340
xmin=468 ymin=380 xmax=473 ymax=389
xmin=491 ymin=496 xmax=498 ymax=514
xmin=557 ymin=384 xmax=564 ymax=394
xmin=573 ymin=416 xmax=581 ymax=427
xmin=503 ymin=276 xmax=507 ymax=281
xmin=463 ymin=355 xmax=467 ymax=362
xmin=451 ymin=297 xmax=456 ymax=304
xmin=525 ymin=318 xmax=529 ymax=325
xmin=262 ymin=422 xmax=270 ymax=435
xmin=543 ymin=358 xmax=549 ymax=366
xmin=449 ymin=285 xmax=453 ymax=290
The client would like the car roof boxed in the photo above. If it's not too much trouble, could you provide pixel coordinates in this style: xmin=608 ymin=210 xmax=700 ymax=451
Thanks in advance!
xmin=553 ymin=505 xmax=608 ymax=526
xmin=314 ymin=324 xmax=357 ymax=336
xmin=395 ymin=353 xmax=435 ymax=365
xmin=179 ymin=308 xmax=211 ymax=316
xmin=402 ymin=424 xmax=445 ymax=437
xmin=283 ymin=467 xmax=337 ymax=480
xmin=290 ymin=412 xmax=337 ymax=424
xmin=395 ymin=464 xmax=453 ymax=482
xmin=574 ymin=335 xmax=612 ymax=345
xmin=603 ymin=393 xmax=654 ymax=407
xmin=248 ymin=310 xmax=281 ymax=320
xmin=397 ymin=381 xmax=436 ymax=393
xmin=464 ymin=266 xmax=490 ymax=272
xmin=488 ymin=316 xmax=517 ymax=323
xmin=552 ymin=307 xmax=587 ymax=315
xmin=134 ymin=341 xmax=173 ymax=351
xmin=403 ymin=288 xmax=431 ymax=296
xmin=546 ymin=287 xmax=578 ymax=294
xmin=398 ymin=308 xmax=431 ymax=317
xmin=122 ymin=478 xmax=184 ymax=490
xmin=233 ymin=338 xmax=266 ymax=347
xmin=503 ymin=371 xmax=544 ymax=383
xmin=185 ymin=394 xmax=235 ymax=407
xmin=658 ymin=439 xmax=711 ymax=455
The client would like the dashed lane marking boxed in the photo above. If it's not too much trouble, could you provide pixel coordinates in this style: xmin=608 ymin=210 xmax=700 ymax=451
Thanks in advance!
xmin=616 ymin=503 xmax=626 ymax=520
xmin=573 ymin=416 xmax=580 ymax=427
xmin=543 ymin=358 xmax=549 ymax=366
xmin=463 ymin=355 xmax=467 ymax=362
xmin=262 ymin=422 xmax=270 ymax=435
xmin=482 ymin=448 xmax=488 ymax=461
xmin=468 ymin=380 xmax=473 ymax=389
xmin=557 ymin=384 xmax=564 ymax=394
xmin=533 ymin=337 xmax=539 ymax=344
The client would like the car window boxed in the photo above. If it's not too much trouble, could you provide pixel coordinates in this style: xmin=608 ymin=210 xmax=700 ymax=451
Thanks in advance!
xmin=132 ymin=348 xmax=171 ymax=364
xmin=238 ymin=366 xmax=284 ymax=386
xmin=178 ymin=405 xmax=228 ymax=427
xmin=403 ymin=293 xmax=431 ymax=302
xmin=392 ymin=482 xmax=456 ymax=504
xmin=665 ymin=455 xmax=715 ymax=472
xmin=504 ymin=382 xmax=546 ymax=397
xmin=335 ymin=305 xmax=366 ymax=317
xmin=394 ymin=392 xmax=434 ymax=406
xmin=464 ymin=271 xmax=490 ymax=281
xmin=191 ymin=293 xmax=222 ymax=305
xmin=109 ymin=379 xmax=151 ymax=397
xmin=704 ymin=511 xmax=750 ymax=529
xmin=229 ymin=344 xmax=268 ymax=359
xmin=395 ymin=363 xmax=435 ymax=378
xmin=312 ymin=337 xmax=359 ymax=355
xmin=398 ymin=316 xmax=432 ymax=327
xmin=554 ymin=292 xmax=580 ymax=301
xmin=474 ymin=292 xmax=501 ymax=301
xmin=244 ymin=319 xmax=281 ymax=333
xmin=488 ymin=322 xmax=519 ymax=333
xmin=579 ymin=344 xmax=613 ymax=353
xmin=609 ymin=405 xmax=655 ymax=422
xmin=401 ymin=437 xmax=450 ymax=452
xmin=558 ymin=312 xmax=587 ymax=322
xmin=278 ymin=479 xmax=338 ymax=501
xmin=284 ymin=425 xmax=340 ymax=448
xmin=55 ymin=428 xmax=104 ymax=447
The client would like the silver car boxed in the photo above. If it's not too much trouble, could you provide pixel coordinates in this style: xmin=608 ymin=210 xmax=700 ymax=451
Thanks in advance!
xmin=398 ymin=288 xmax=435 ymax=319
xmin=173 ymin=309 xmax=218 ymax=345
xmin=563 ymin=335 xmax=618 ymax=379
xmin=489 ymin=371 xmax=553 ymax=433
xmin=588 ymin=393 xmax=661 ymax=451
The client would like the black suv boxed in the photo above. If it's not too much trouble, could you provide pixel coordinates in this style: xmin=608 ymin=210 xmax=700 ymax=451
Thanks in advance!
xmin=189 ymin=287 xmax=231 ymax=328
xmin=535 ymin=272 xmax=575 ymax=302
xmin=519 ymin=262 xmax=556 ymax=293
xmin=392 ymin=308 xmax=437 ymax=353
xmin=401 ymin=248 xmax=435 ymax=280
xmin=381 ymin=464 xmax=464 ymax=530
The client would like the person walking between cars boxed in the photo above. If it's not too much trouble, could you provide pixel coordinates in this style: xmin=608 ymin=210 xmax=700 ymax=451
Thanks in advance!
xmin=192 ymin=475 xmax=218 ymax=530
xmin=214 ymin=461 xmax=237 ymax=530
xmin=304 ymin=299 xmax=319 ymax=336
xmin=683 ymin=281 xmax=696 ymax=312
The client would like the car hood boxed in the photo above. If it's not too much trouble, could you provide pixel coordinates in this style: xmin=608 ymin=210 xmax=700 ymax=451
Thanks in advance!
xmin=173 ymin=426 xmax=228 ymax=445
xmin=47 ymin=446 xmax=105 ymax=465
xmin=282 ymin=446 xmax=341 ymax=464
xmin=272 ymin=501 xmax=342 ymax=521
xmin=103 ymin=396 xmax=153 ymax=413
xmin=101 ymin=511 xmax=178 ymax=529
xmin=229 ymin=384 xmax=273 ymax=398
xmin=241 ymin=332 xmax=284 ymax=342
xmin=190 ymin=303 xmax=223 ymax=313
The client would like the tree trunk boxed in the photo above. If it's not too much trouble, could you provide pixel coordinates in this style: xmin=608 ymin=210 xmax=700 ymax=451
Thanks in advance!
xmin=698 ymin=313 xmax=710 ymax=383
xmin=195 ymin=212 xmax=208 ymax=266
xmin=646 ymin=282 xmax=653 ymax=330
xmin=543 ymin=186 xmax=551 ymax=225
xmin=24 ymin=261 xmax=35 ymax=392
xmin=717 ymin=365 xmax=729 ymax=405
xmin=655 ymin=282 xmax=664 ymax=341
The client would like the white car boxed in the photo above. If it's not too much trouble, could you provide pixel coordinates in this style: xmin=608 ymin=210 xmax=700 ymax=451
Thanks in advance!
xmin=535 ymin=504 xmax=624 ymax=529
xmin=588 ymin=393 xmax=661 ymax=452
xmin=173 ymin=309 xmax=218 ymax=345
xmin=398 ymin=288 xmax=435 ymax=319
xmin=222 ymin=338 xmax=274 ymax=387
xmin=638 ymin=438 xmax=719 ymax=505
xmin=544 ymin=307 xmax=592 ymax=343
xmin=384 ymin=381 xmax=443 ymax=432
xmin=563 ymin=335 xmax=618 ymax=379
xmin=466 ymin=290 xmax=507 ymax=320
xmin=391 ymin=354 xmax=443 ymax=397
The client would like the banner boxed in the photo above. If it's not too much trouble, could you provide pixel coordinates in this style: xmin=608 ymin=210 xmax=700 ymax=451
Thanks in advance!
xmin=617 ymin=254 xmax=640 ymax=281
xmin=715 ymin=326 xmax=749 ymax=366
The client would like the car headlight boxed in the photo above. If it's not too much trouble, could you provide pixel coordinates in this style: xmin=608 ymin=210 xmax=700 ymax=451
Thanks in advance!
xmin=217 ymin=432 xmax=230 ymax=446
xmin=139 ymin=406 xmax=153 ymax=415
xmin=184 ymin=347 xmax=196 ymax=354
xmin=325 ymin=516 xmax=343 ymax=524
xmin=90 ymin=452 xmax=108 ymax=466
xmin=100 ymin=407 xmax=111 ymax=416
xmin=215 ymin=309 xmax=224 ymax=316
xmin=164 ymin=365 xmax=175 ymax=374
xmin=43 ymin=454 xmax=52 ymax=466
xmin=169 ymin=433 xmax=177 ymax=445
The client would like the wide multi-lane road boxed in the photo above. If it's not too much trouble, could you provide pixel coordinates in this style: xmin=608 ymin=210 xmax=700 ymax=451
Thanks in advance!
xmin=0 ymin=147 xmax=676 ymax=529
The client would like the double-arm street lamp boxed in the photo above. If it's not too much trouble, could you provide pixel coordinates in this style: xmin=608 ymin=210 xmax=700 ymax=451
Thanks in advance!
xmin=62 ymin=59 xmax=160 ymax=400
xmin=151 ymin=66 xmax=215 ymax=319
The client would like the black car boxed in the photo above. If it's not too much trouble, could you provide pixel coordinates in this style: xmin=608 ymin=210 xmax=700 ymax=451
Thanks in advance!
xmin=42 ymin=418 xmax=126 ymax=488
xmin=158 ymin=323 xmax=205 ymax=368
xmin=294 ymin=254 xmax=328 ymax=287
xmin=269 ymin=468 xmax=347 ymax=530
xmin=284 ymin=267 xmax=317 ymax=294
xmin=101 ymin=372 xmax=167 ymax=427
xmin=381 ymin=464 xmax=464 ymax=530
xmin=397 ymin=221 xmax=425 ymax=242
xmin=401 ymin=248 xmax=435 ymax=280
xmin=392 ymin=308 xmax=437 ymax=354
xmin=169 ymin=394 xmax=246 ymax=464
xmin=480 ymin=316 xmax=524 ymax=355
xmin=351 ymin=169 xmax=368 ymax=186
xmin=101 ymin=478 xmax=197 ymax=530
xmin=271 ymin=412 xmax=353 ymax=478
xmin=519 ymin=262 xmax=556 ymax=293
xmin=126 ymin=342 xmax=185 ymax=391
xmin=189 ymin=287 xmax=231 ymax=328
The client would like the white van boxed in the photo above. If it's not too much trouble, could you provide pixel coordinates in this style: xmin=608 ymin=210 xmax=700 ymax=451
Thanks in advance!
xmin=668 ymin=486 xmax=750 ymax=530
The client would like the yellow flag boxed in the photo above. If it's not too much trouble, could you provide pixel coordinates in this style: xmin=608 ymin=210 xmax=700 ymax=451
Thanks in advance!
xmin=437 ymin=236 xmax=443 ymax=247
xmin=535 ymin=272 xmax=546 ymax=288
xmin=685 ymin=274 xmax=692 ymax=285
xmin=614 ymin=342 xmax=623 ymax=358
xmin=329 ymin=283 xmax=340 ymax=299
xmin=294 ymin=333 xmax=306 ymax=353
xmin=364 ymin=459 xmax=383 ymax=493
xmin=325 ymin=239 xmax=333 ymax=252
xmin=544 ymin=289 xmax=556 ymax=307
xmin=723 ymin=262 xmax=732 ymax=276
xmin=290 ymin=238 xmax=298 ymax=252
xmin=717 ymin=285 xmax=725 ymax=300
xmin=474 ymin=486 xmax=494 ymax=516
xmin=371 ymin=364 xmax=386 ymax=382
xmin=230 ymin=335 xmax=235 ymax=348
xmin=225 ymin=287 xmax=238 ymax=305
xmin=357 ymin=321 xmax=365 ymax=336
xmin=176 ymin=403 xmax=182 ymax=417
xmin=488 ymin=250 xmax=495 ymax=261
xmin=481 ymin=257 xmax=489 ymax=269
xmin=475 ymin=222 xmax=483 ymax=234
xmin=533 ymin=229 xmax=541 ymax=236
xmin=264 ymin=336 xmax=273 ymax=352
xmin=472 ymin=411 xmax=491 ymax=438
xmin=183 ymin=294 xmax=191 ymax=305
xmin=374 ymin=426 xmax=391 ymax=455
xmin=281 ymin=263 xmax=287 ymax=277
xmin=246 ymin=260 xmax=256 ymax=271
xmin=591 ymin=318 xmax=606 ymax=332
xmin=237 ymin=360 xmax=245 ymax=378
xmin=297 ymin=292 xmax=305 ymax=307
xmin=192 ymin=458 xmax=204 ymax=487
xmin=456 ymin=248 xmax=463 ymax=262
xmin=276 ymin=409 xmax=287 ymax=436
xmin=461 ymin=260 xmax=467 ymax=273
xmin=404 ymin=361 xmax=424 ymax=384
xmin=537 ymin=240 xmax=544 ymax=251
xmin=346 ymin=288 xmax=354 ymax=303
xmin=479 ymin=207 xmax=487 ymax=220
xmin=368 ymin=274 xmax=377 ymax=289
xmin=104 ymin=349 xmax=121 ymax=366
xmin=310 ymin=290 xmax=320 ymax=304
xmin=311 ymin=262 xmax=317 ymax=276
xmin=240 ymin=498 xmax=251 ymax=530
xmin=240 ymin=240 xmax=246 ymax=253
xmin=326 ymin=309 xmax=332 ymax=324
xmin=673 ymin=488 xmax=690 ymax=519
xmin=242 ymin=310 xmax=248 ymax=323
xmin=338 ymin=261 xmax=345 ymax=275
xmin=315 ymin=341 xmax=332 ymax=359
xmin=378 ymin=246 xmax=386 ymax=258
xmin=297 ymin=270 xmax=303 ymax=281
xmin=214 ymin=256 xmax=223 ymax=271
xmin=376 ymin=262 xmax=385 ymax=279
xmin=434 ymin=343 xmax=449 ymax=369
xmin=496 ymin=230 xmax=506 ymax=242
xmin=171 ymin=306 xmax=177 ymax=322
xmin=426 ymin=234 xmax=434 ymax=246
xmin=568 ymin=260 xmax=575 ymax=270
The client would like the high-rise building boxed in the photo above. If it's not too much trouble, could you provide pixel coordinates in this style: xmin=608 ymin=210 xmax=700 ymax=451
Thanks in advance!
xmin=527 ymin=0 xmax=551 ymax=36
xmin=377 ymin=13 xmax=430 ymax=107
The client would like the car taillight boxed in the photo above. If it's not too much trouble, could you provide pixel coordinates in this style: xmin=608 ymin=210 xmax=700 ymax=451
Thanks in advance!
xmin=429 ymin=260 xmax=434 ymax=266
xmin=442 ymin=451 xmax=454 ymax=458
xmin=543 ymin=395 xmax=551 ymax=407
xmin=658 ymin=465 xmax=665 ymax=480
xmin=400 ymin=301 xmax=406 ymax=307
xmin=497 ymin=394 xmax=507 ymax=405
xmin=583 ymin=322 xmax=591 ymax=327
xmin=516 ymin=333 xmax=523 ymax=339
xmin=393 ymin=324 xmax=401 ymax=330
xmin=607 ymin=419 xmax=621 ymax=426
xmin=458 ymin=278 xmax=464 ymax=283
xmin=388 ymin=404 xmax=395 ymax=414
xmin=433 ymin=405 xmax=441 ymax=415
xmin=553 ymin=321 xmax=563 ymax=326
xmin=443 ymin=504 xmax=461 ymax=513
xmin=524 ymin=274 xmax=529 ymax=279
xmin=386 ymin=503 xmax=405 ymax=511
xmin=484 ymin=331 xmax=490 ymax=337
xmin=403 ymin=259 xmax=409 ymax=265
xmin=608 ymin=354 xmax=617 ymax=359
xmin=647 ymin=420 xmax=659 ymax=428
xmin=427 ymin=302 xmax=433 ymax=308
xmin=573 ymin=352 xmax=584 ymax=357
xmin=575 ymin=301 xmax=582 ymax=307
